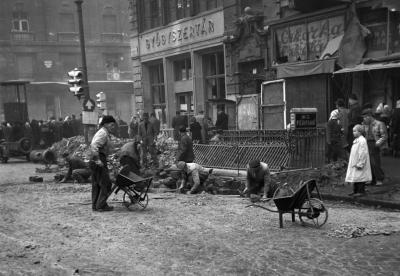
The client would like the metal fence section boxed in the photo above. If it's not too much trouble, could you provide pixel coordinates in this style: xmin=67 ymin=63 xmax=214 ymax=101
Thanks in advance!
xmin=163 ymin=128 xmax=326 ymax=171
xmin=193 ymin=143 xmax=289 ymax=171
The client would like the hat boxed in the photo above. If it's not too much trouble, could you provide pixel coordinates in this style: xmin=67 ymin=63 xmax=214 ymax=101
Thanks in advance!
xmin=249 ymin=159 xmax=261 ymax=169
xmin=329 ymin=109 xmax=339 ymax=120
xmin=362 ymin=108 xmax=373 ymax=116
xmin=349 ymin=94 xmax=358 ymax=101
xmin=100 ymin=115 xmax=116 ymax=126
xmin=177 ymin=161 xmax=186 ymax=170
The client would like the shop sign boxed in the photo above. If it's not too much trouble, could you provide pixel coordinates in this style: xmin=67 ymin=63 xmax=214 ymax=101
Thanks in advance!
xmin=290 ymin=108 xmax=317 ymax=129
xmin=139 ymin=11 xmax=224 ymax=55
xmin=275 ymin=15 xmax=344 ymax=63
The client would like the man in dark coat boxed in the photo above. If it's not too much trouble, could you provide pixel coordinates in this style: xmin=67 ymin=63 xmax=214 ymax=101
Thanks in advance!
xmin=138 ymin=113 xmax=158 ymax=168
xmin=347 ymin=94 xmax=363 ymax=147
xmin=176 ymin=125 xmax=194 ymax=163
xmin=171 ymin=111 xmax=187 ymax=141
xmin=150 ymin=112 xmax=161 ymax=136
xmin=215 ymin=110 xmax=229 ymax=130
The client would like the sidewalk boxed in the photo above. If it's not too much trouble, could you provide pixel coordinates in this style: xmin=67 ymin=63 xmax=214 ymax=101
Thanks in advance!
xmin=318 ymin=156 xmax=400 ymax=209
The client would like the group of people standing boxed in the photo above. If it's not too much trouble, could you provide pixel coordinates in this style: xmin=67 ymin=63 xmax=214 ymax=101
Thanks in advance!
xmin=327 ymin=94 xmax=400 ymax=197
xmin=0 ymin=115 xmax=82 ymax=148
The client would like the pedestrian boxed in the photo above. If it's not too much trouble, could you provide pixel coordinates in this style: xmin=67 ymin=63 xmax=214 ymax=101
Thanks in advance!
xmin=89 ymin=115 xmax=116 ymax=212
xmin=176 ymin=125 xmax=194 ymax=163
xmin=150 ymin=112 xmax=161 ymax=137
xmin=176 ymin=161 xmax=212 ymax=194
xmin=194 ymin=110 xmax=208 ymax=143
xmin=171 ymin=111 xmax=187 ymax=141
xmin=392 ymin=100 xmax=400 ymax=157
xmin=362 ymin=108 xmax=387 ymax=186
xmin=128 ymin=115 xmax=139 ymax=139
xmin=347 ymin=94 xmax=363 ymax=148
xmin=326 ymin=110 xmax=344 ymax=162
xmin=336 ymin=98 xmax=350 ymax=151
xmin=60 ymin=152 xmax=91 ymax=183
xmin=345 ymin=124 xmax=372 ymax=197
xmin=138 ymin=112 xmax=158 ymax=168
xmin=215 ymin=109 xmax=229 ymax=130
xmin=242 ymin=159 xmax=273 ymax=201
xmin=189 ymin=117 xmax=202 ymax=143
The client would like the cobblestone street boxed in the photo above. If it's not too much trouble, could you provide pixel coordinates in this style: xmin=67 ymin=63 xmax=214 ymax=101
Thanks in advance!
xmin=0 ymin=162 xmax=400 ymax=275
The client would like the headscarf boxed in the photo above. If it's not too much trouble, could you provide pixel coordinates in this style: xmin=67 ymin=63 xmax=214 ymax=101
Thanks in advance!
xmin=329 ymin=109 xmax=339 ymax=120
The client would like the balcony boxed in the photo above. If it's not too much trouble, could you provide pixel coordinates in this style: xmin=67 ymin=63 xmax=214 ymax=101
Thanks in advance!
xmin=57 ymin=32 xmax=79 ymax=42
xmin=11 ymin=31 xmax=35 ymax=41
xmin=101 ymin=33 xmax=124 ymax=43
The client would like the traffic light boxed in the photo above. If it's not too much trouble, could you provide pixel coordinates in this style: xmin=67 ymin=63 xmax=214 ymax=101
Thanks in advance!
xmin=67 ymin=68 xmax=84 ymax=99
xmin=96 ymin=92 xmax=107 ymax=110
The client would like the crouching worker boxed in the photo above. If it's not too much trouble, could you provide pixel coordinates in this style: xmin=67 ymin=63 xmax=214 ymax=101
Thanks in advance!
xmin=118 ymin=141 xmax=141 ymax=176
xmin=89 ymin=115 xmax=116 ymax=212
xmin=176 ymin=161 xmax=212 ymax=194
xmin=60 ymin=152 xmax=91 ymax=183
xmin=243 ymin=159 xmax=272 ymax=200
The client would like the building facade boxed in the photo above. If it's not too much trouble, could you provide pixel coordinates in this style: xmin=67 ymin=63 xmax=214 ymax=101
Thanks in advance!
xmin=0 ymin=0 xmax=133 ymax=123
xmin=129 ymin=0 xmax=400 ymax=130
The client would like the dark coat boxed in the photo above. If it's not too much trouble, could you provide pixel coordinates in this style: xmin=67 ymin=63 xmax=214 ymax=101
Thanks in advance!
xmin=138 ymin=121 xmax=157 ymax=145
xmin=190 ymin=122 xmax=202 ymax=141
xmin=172 ymin=115 xmax=187 ymax=140
xmin=177 ymin=133 xmax=194 ymax=163
xmin=215 ymin=112 xmax=229 ymax=130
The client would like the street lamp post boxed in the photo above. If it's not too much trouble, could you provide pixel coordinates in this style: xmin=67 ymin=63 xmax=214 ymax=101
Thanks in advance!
xmin=74 ymin=0 xmax=89 ymax=100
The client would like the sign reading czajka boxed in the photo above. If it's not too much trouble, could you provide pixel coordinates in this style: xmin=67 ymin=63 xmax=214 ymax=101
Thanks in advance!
xmin=139 ymin=11 xmax=224 ymax=55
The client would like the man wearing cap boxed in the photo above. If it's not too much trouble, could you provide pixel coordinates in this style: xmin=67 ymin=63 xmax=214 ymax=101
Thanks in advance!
xmin=362 ymin=108 xmax=387 ymax=186
xmin=176 ymin=161 xmax=212 ymax=194
xmin=176 ymin=125 xmax=194 ymax=163
xmin=243 ymin=160 xmax=272 ymax=199
xmin=138 ymin=112 xmax=158 ymax=168
xmin=89 ymin=115 xmax=116 ymax=211
xmin=118 ymin=141 xmax=141 ymax=175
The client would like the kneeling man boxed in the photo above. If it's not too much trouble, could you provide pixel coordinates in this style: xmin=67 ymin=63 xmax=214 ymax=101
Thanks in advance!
xmin=243 ymin=159 xmax=272 ymax=199
xmin=176 ymin=161 xmax=212 ymax=194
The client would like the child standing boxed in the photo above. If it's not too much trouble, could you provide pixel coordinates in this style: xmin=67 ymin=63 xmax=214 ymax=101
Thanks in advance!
xmin=345 ymin=124 xmax=372 ymax=196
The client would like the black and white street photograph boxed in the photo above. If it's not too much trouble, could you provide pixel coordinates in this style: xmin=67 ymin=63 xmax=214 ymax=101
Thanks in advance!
xmin=1 ymin=0 xmax=400 ymax=275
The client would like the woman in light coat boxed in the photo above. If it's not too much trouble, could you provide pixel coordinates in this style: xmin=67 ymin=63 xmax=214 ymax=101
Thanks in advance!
xmin=345 ymin=124 xmax=372 ymax=196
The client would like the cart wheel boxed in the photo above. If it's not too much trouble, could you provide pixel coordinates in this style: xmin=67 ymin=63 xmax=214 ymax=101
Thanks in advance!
xmin=298 ymin=198 xmax=328 ymax=228
xmin=137 ymin=194 xmax=149 ymax=210
xmin=122 ymin=191 xmax=148 ymax=210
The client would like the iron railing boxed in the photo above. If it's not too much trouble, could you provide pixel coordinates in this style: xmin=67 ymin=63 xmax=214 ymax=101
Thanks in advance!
xmin=160 ymin=128 xmax=326 ymax=171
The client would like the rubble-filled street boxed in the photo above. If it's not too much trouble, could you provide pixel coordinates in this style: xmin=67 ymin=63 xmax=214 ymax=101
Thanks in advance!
xmin=1 ymin=162 xmax=400 ymax=275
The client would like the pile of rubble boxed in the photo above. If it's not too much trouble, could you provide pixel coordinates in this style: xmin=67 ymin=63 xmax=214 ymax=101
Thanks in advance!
xmin=327 ymin=224 xmax=395 ymax=238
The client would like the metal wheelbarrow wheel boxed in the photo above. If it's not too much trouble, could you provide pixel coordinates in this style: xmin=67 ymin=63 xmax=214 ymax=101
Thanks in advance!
xmin=298 ymin=198 xmax=328 ymax=228
xmin=123 ymin=192 xmax=149 ymax=210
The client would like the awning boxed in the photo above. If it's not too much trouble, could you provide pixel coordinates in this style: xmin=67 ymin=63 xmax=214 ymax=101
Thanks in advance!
xmin=276 ymin=59 xmax=336 ymax=78
xmin=333 ymin=61 xmax=400 ymax=74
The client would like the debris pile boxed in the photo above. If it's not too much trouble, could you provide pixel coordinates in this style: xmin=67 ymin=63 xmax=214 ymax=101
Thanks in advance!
xmin=156 ymin=135 xmax=178 ymax=168
xmin=318 ymin=160 xmax=348 ymax=186
xmin=327 ymin=224 xmax=395 ymax=238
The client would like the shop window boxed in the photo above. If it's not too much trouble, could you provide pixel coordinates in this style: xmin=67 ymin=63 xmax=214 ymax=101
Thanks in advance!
xmin=59 ymin=13 xmax=75 ymax=32
xmin=204 ymin=52 xmax=225 ymax=100
xmin=174 ymin=58 xmax=192 ymax=81
xmin=12 ymin=11 xmax=29 ymax=32
xmin=149 ymin=63 xmax=166 ymax=105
